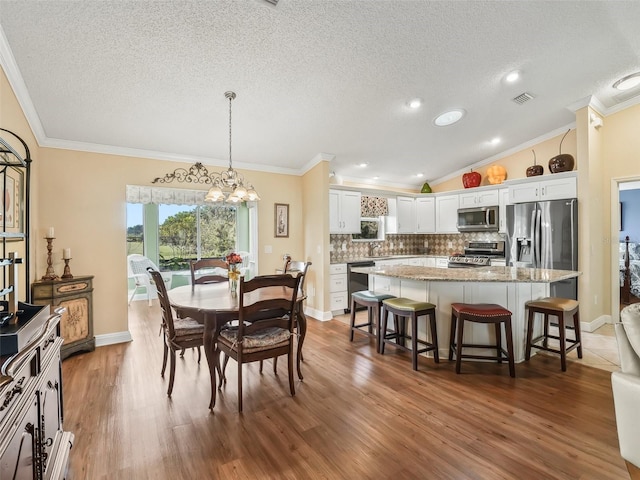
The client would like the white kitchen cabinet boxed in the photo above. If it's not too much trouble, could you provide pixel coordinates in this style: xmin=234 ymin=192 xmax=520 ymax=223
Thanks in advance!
xmin=508 ymin=173 xmax=577 ymax=204
xmin=329 ymin=263 xmax=348 ymax=312
xmin=498 ymin=187 xmax=510 ymax=233
xmin=435 ymin=194 xmax=459 ymax=233
xmin=407 ymin=257 xmax=425 ymax=266
xmin=385 ymin=197 xmax=398 ymax=234
xmin=416 ymin=197 xmax=436 ymax=233
xmin=396 ymin=196 xmax=416 ymax=233
xmin=329 ymin=189 xmax=361 ymax=234
xmin=458 ymin=189 xmax=499 ymax=208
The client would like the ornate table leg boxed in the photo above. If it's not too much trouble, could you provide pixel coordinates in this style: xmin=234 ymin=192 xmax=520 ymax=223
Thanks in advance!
xmin=203 ymin=312 xmax=218 ymax=410
xmin=296 ymin=302 xmax=307 ymax=380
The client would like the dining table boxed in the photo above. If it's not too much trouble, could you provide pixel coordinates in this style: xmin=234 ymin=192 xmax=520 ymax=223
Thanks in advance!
xmin=167 ymin=281 xmax=308 ymax=408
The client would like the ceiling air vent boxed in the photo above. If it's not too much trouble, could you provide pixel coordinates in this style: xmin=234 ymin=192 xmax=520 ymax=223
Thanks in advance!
xmin=263 ymin=0 xmax=279 ymax=5
xmin=512 ymin=92 xmax=534 ymax=105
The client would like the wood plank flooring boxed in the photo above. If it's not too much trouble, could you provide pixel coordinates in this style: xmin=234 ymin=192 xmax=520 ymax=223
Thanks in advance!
xmin=61 ymin=302 xmax=629 ymax=479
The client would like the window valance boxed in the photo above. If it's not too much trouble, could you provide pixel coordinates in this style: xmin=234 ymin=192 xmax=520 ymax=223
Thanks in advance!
xmin=360 ymin=195 xmax=389 ymax=217
xmin=126 ymin=185 xmax=208 ymax=205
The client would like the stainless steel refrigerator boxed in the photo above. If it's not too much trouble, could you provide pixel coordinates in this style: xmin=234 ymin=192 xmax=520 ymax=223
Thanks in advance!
xmin=506 ymin=198 xmax=578 ymax=300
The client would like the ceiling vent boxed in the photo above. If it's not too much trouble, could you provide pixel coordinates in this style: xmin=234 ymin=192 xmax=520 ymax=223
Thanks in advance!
xmin=263 ymin=0 xmax=279 ymax=5
xmin=512 ymin=92 xmax=534 ymax=105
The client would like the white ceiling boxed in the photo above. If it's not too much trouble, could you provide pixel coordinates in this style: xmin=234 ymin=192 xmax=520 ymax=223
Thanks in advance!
xmin=1 ymin=0 xmax=640 ymax=189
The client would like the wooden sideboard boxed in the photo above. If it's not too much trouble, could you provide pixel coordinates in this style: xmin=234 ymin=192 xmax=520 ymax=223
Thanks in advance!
xmin=31 ymin=275 xmax=95 ymax=360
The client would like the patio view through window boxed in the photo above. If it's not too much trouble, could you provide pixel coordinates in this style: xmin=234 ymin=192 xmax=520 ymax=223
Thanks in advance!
xmin=127 ymin=203 xmax=237 ymax=271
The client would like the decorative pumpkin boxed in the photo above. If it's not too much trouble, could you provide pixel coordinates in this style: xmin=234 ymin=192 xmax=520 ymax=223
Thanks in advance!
xmin=486 ymin=165 xmax=507 ymax=184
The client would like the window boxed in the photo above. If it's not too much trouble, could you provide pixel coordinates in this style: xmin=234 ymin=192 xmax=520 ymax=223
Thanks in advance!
xmin=126 ymin=203 xmax=144 ymax=255
xmin=158 ymin=203 xmax=237 ymax=270
xmin=125 ymin=185 xmax=256 ymax=276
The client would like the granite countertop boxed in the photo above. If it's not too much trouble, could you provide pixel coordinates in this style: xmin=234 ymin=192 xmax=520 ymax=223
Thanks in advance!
xmin=351 ymin=265 xmax=581 ymax=283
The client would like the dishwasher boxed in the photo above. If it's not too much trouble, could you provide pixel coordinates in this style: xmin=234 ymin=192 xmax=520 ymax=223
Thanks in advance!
xmin=346 ymin=260 xmax=375 ymax=313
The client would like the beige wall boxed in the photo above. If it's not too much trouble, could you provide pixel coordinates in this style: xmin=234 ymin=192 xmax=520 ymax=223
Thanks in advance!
xmin=301 ymin=161 xmax=330 ymax=314
xmin=603 ymin=103 xmax=640 ymax=319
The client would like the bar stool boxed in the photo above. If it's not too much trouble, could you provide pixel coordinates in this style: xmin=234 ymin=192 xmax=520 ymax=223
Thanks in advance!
xmin=449 ymin=303 xmax=515 ymax=377
xmin=525 ymin=297 xmax=582 ymax=371
xmin=349 ymin=291 xmax=396 ymax=353
xmin=380 ymin=298 xmax=439 ymax=371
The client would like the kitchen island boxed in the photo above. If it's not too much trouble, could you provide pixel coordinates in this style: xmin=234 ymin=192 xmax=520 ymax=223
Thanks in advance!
xmin=351 ymin=265 xmax=581 ymax=363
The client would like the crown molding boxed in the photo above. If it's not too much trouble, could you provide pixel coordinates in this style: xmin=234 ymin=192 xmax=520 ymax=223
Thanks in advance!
xmin=0 ymin=25 xmax=47 ymax=142
xmin=299 ymin=152 xmax=335 ymax=176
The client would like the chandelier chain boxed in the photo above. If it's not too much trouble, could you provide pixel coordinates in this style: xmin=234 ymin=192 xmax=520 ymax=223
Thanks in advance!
xmin=228 ymin=92 xmax=232 ymax=169
xmin=151 ymin=90 xmax=260 ymax=203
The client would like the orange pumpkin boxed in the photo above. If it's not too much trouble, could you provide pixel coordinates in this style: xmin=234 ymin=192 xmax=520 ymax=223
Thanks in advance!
xmin=486 ymin=165 xmax=507 ymax=184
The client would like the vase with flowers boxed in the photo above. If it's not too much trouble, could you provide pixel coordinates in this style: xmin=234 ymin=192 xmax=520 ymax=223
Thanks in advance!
xmin=226 ymin=252 xmax=243 ymax=295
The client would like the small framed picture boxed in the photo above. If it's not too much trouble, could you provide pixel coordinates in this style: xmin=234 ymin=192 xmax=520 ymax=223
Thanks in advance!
xmin=1 ymin=165 xmax=24 ymax=239
xmin=274 ymin=203 xmax=289 ymax=238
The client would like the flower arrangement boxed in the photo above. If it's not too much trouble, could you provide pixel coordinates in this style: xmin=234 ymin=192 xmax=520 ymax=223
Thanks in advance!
xmin=226 ymin=252 xmax=243 ymax=295
xmin=226 ymin=252 xmax=243 ymax=266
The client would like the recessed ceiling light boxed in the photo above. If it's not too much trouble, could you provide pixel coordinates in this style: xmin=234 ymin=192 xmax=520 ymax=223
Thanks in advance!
xmin=373 ymin=176 xmax=380 ymax=180
xmin=505 ymin=70 xmax=521 ymax=83
xmin=490 ymin=137 xmax=501 ymax=145
xmin=416 ymin=173 xmax=424 ymax=178
xmin=434 ymin=109 xmax=465 ymax=126
xmin=358 ymin=162 xmax=369 ymax=167
xmin=408 ymin=98 xmax=423 ymax=109
xmin=613 ymin=72 xmax=640 ymax=91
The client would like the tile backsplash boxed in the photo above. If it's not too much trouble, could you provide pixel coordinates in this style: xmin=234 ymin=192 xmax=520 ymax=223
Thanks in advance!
xmin=330 ymin=232 xmax=505 ymax=263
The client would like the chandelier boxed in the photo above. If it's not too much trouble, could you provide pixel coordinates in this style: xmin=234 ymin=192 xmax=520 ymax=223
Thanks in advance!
xmin=205 ymin=91 xmax=260 ymax=203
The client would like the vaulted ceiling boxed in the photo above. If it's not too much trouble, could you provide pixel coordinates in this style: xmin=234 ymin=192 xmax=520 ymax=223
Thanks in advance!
xmin=1 ymin=1 xmax=639 ymax=188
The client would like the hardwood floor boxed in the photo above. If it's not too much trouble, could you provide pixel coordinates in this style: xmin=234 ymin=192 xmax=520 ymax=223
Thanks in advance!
xmin=61 ymin=301 xmax=629 ymax=479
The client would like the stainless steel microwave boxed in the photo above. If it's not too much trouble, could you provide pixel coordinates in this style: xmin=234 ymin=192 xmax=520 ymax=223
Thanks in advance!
xmin=457 ymin=206 xmax=499 ymax=232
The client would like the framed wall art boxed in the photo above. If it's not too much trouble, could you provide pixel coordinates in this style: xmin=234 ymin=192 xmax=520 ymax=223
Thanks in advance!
xmin=1 ymin=165 xmax=24 ymax=239
xmin=274 ymin=203 xmax=289 ymax=238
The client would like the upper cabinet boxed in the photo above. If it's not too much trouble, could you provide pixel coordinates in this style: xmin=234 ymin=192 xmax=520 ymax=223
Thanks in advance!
xmin=498 ymin=188 xmax=509 ymax=233
xmin=509 ymin=172 xmax=577 ymax=203
xmin=435 ymin=194 xmax=459 ymax=233
xmin=329 ymin=189 xmax=361 ymax=234
xmin=396 ymin=196 xmax=416 ymax=233
xmin=458 ymin=189 xmax=499 ymax=208
xmin=415 ymin=197 xmax=435 ymax=233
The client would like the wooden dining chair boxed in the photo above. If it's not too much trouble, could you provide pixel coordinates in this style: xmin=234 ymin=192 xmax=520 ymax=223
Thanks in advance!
xmin=285 ymin=260 xmax=312 ymax=296
xmin=190 ymin=258 xmax=229 ymax=291
xmin=216 ymin=274 xmax=302 ymax=412
xmin=148 ymin=268 xmax=204 ymax=396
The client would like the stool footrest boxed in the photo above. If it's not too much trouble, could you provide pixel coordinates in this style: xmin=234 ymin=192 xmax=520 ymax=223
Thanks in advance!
xmin=353 ymin=321 xmax=374 ymax=329
xmin=529 ymin=342 xmax=581 ymax=356
xmin=453 ymin=352 xmax=510 ymax=362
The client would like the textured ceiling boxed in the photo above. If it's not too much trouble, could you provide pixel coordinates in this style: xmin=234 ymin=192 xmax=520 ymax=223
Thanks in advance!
xmin=1 ymin=0 xmax=640 ymax=188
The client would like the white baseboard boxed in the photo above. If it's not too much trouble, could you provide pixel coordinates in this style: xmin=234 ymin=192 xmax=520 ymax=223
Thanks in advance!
xmin=581 ymin=314 xmax=611 ymax=333
xmin=95 ymin=331 xmax=133 ymax=347
xmin=303 ymin=306 xmax=333 ymax=321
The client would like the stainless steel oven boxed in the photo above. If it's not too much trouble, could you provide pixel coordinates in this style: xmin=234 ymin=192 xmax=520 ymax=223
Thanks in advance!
xmin=447 ymin=241 xmax=505 ymax=268
xmin=346 ymin=260 xmax=375 ymax=312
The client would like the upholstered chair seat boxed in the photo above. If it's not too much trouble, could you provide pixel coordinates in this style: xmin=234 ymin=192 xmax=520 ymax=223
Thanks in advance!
xmin=612 ymin=303 xmax=640 ymax=478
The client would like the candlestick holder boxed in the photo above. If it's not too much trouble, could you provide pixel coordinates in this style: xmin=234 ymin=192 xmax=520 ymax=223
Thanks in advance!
xmin=42 ymin=236 xmax=60 ymax=281
xmin=61 ymin=258 xmax=73 ymax=279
